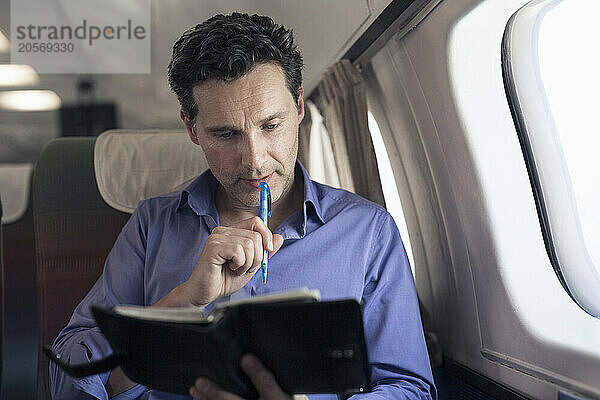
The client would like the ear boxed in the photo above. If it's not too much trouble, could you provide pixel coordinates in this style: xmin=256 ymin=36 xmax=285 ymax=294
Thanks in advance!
xmin=181 ymin=110 xmax=199 ymax=145
xmin=296 ymin=86 xmax=305 ymax=124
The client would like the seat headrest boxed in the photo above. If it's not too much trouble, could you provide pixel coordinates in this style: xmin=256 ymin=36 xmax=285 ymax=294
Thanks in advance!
xmin=0 ymin=163 xmax=33 ymax=224
xmin=94 ymin=129 xmax=208 ymax=213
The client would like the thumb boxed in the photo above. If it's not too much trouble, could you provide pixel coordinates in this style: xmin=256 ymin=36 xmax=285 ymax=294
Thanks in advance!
xmin=268 ymin=234 xmax=284 ymax=257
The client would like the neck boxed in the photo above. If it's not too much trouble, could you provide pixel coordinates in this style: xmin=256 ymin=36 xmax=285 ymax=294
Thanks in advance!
xmin=216 ymin=169 xmax=304 ymax=230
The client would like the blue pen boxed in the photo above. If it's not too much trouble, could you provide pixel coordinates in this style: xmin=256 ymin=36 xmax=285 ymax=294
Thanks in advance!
xmin=259 ymin=182 xmax=271 ymax=284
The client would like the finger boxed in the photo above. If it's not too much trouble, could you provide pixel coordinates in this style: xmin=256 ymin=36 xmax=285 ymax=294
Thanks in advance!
xmin=240 ymin=354 xmax=290 ymax=399
xmin=207 ymin=239 xmax=247 ymax=271
xmin=189 ymin=386 xmax=205 ymax=400
xmin=232 ymin=238 xmax=255 ymax=275
xmin=232 ymin=230 xmax=263 ymax=272
xmin=192 ymin=378 xmax=243 ymax=400
xmin=213 ymin=229 xmax=263 ymax=272
xmin=217 ymin=227 xmax=264 ymax=244
xmin=234 ymin=216 xmax=274 ymax=253
xmin=268 ymin=234 xmax=284 ymax=258
xmin=247 ymin=233 xmax=279 ymax=275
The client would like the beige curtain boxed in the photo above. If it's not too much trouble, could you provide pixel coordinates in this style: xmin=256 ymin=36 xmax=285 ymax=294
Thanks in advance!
xmin=318 ymin=59 xmax=386 ymax=207
xmin=306 ymin=101 xmax=340 ymax=188
xmin=298 ymin=100 xmax=341 ymax=188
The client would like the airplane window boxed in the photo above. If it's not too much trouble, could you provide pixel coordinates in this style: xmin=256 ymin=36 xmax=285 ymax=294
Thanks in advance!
xmin=503 ymin=0 xmax=600 ymax=316
xmin=367 ymin=111 xmax=415 ymax=276
xmin=538 ymin=0 xmax=600 ymax=276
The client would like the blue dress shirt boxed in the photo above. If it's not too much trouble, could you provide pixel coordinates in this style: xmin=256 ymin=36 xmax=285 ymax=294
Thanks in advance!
xmin=50 ymin=163 xmax=436 ymax=400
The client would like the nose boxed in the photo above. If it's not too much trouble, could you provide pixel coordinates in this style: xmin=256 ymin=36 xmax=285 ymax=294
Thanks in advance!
xmin=240 ymin=131 xmax=266 ymax=172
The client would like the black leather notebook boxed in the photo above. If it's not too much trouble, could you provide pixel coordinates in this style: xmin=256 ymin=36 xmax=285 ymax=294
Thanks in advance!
xmin=45 ymin=293 xmax=370 ymax=399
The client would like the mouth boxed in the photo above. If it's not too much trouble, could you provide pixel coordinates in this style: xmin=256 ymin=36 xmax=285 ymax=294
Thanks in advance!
xmin=240 ymin=173 xmax=273 ymax=188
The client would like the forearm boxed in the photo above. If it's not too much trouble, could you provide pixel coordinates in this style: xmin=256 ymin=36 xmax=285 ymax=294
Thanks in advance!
xmin=152 ymin=283 xmax=192 ymax=307
xmin=106 ymin=367 xmax=137 ymax=397
xmin=151 ymin=281 xmax=211 ymax=308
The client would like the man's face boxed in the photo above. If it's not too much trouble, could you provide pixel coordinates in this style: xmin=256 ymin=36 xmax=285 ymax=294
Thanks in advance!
xmin=188 ymin=63 xmax=304 ymax=207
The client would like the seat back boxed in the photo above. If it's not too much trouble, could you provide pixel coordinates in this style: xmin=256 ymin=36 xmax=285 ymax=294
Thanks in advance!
xmin=0 ymin=196 xmax=3 ymax=396
xmin=0 ymin=164 xmax=37 ymax=399
xmin=34 ymin=130 xmax=207 ymax=399
xmin=33 ymin=138 xmax=130 ymax=400
xmin=94 ymin=129 xmax=208 ymax=213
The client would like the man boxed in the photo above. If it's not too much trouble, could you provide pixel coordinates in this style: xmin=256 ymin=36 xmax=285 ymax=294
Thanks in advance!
xmin=50 ymin=12 xmax=436 ymax=400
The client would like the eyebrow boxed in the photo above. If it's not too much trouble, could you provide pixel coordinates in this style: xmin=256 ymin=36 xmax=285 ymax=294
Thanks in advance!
xmin=204 ymin=111 xmax=289 ymax=134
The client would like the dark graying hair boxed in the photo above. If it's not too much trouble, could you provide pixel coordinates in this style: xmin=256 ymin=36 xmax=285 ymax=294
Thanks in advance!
xmin=168 ymin=12 xmax=304 ymax=128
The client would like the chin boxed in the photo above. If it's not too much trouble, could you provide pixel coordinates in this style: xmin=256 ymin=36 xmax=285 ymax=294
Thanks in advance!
xmin=232 ymin=191 xmax=261 ymax=208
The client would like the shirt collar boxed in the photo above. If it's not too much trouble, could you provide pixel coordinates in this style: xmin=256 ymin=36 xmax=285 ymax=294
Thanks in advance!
xmin=177 ymin=169 xmax=220 ymax=223
xmin=178 ymin=161 xmax=326 ymax=233
xmin=297 ymin=161 xmax=325 ymax=226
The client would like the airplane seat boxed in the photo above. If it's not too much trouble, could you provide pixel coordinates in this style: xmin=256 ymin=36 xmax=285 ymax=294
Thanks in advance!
xmin=0 ymin=164 xmax=37 ymax=399
xmin=33 ymin=138 xmax=131 ymax=400
xmin=33 ymin=130 xmax=207 ymax=399
xmin=0 ymin=196 xmax=3 ymax=395
xmin=93 ymin=129 xmax=208 ymax=215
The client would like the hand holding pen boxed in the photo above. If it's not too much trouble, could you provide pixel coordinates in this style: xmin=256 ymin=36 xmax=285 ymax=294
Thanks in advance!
xmin=172 ymin=215 xmax=283 ymax=307
xmin=163 ymin=182 xmax=280 ymax=307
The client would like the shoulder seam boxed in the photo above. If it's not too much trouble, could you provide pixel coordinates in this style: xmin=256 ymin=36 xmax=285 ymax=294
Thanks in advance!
xmin=321 ymin=190 xmax=387 ymax=214
xmin=366 ymin=212 xmax=386 ymax=266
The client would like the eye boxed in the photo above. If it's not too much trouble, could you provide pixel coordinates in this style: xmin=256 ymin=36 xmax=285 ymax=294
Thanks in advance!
xmin=264 ymin=123 xmax=279 ymax=130
xmin=219 ymin=131 xmax=234 ymax=139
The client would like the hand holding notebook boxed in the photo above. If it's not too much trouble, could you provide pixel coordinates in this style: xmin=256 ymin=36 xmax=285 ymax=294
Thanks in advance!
xmin=45 ymin=289 xmax=370 ymax=399
xmin=190 ymin=353 xmax=294 ymax=400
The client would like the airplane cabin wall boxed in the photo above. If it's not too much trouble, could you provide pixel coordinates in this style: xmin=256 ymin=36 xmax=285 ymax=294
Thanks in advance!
xmin=362 ymin=0 xmax=600 ymax=398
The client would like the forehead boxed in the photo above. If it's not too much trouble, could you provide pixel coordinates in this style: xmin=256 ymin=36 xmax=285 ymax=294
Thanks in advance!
xmin=192 ymin=63 xmax=293 ymax=123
